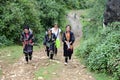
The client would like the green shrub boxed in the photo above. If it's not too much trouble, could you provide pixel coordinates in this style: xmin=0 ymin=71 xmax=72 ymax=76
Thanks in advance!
xmin=76 ymin=38 xmax=97 ymax=59
xmin=88 ymin=30 xmax=120 ymax=78
xmin=76 ymin=0 xmax=120 ymax=79
xmin=0 ymin=35 xmax=13 ymax=47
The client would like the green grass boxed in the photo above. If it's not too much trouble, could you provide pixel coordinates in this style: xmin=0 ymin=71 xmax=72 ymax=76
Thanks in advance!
xmin=0 ymin=45 xmax=23 ymax=77
xmin=0 ymin=45 xmax=23 ymax=63
xmin=0 ymin=45 xmax=40 ymax=77
xmin=93 ymin=73 xmax=115 ymax=80
xmin=0 ymin=45 xmax=40 ymax=63
xmin=35 ymin=62 xmax=60 ymax=80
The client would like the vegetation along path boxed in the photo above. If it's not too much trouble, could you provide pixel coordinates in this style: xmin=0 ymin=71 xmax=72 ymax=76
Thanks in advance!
xmin=0 ymin=11 xmax=95 ymax=80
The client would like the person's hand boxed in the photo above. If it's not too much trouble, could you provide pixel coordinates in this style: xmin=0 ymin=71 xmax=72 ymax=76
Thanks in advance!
xmin=31 ymin=43 xmax=34 ymax=46
xmin=22 ymin=42 xmax=25 ymax=49
xmin=52 ymin=39 xmax=55 ymax=41
xmin=65 ymin=41 xmax=67 ymax=44
xmin=70 ymin=42 xmax=72 ymax=44
xmin=65 ymin=41 xmax=70 ymax=45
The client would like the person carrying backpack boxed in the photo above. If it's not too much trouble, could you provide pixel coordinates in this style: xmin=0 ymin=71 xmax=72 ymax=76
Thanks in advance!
xmin=20 ymin=26 xmax=34 ymax=64
xmin=62 ymin=25 xmax=75 ymax=65
xmin=43 ymin=29 xmax=56 ymax=60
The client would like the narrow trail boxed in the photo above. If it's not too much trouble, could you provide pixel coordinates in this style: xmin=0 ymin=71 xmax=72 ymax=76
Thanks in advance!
xmin=67 ymin=11 xmax=82 ymax=38
xmin=51 ymin=11 xmax=95 ymax=80
xmin=1 ymin=49 xmax=49 ymax=80
xmin=0 ymin=11 xmax=95 ymax=80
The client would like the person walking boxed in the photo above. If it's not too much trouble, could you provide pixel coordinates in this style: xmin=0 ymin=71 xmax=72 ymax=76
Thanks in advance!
xmin=62 ymin=25 xmax=75 ymax=65
xmin=20 ymin=26 xmax=34 ymax=64
xmin=51 ymin=23 xmax=61 ymax=56
xmin=43 ymin=29 xmax=56 ymax=60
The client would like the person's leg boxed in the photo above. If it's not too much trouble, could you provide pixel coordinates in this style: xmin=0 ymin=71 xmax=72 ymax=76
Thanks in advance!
xmin=69 ymin=51 xmax=72 ymax=60
xmin=68 ymin=49 xmax=73 ymax=60
xmin=69 ymin=53 xmax=72 ymax=63
xmin=50 ymin=50 xmax=54 ymax=59
xmin=50 ymin=44 xmax=55 ymax=59
xmin=64 ymin=56 xmax=68 ymax=65
xmin=69 ymin=54 xmax=72 ymax=60
xmin=65 ymin=56 xmax=68 ymax=63
xmin=64 ymin=45 xmax=68 ymax=65
xmin=46 ymin=47 xmax=49 ymax=57
xmin=68 ymin=50 xmax=73 ymax=63
xmin=54 ymin=46 xmax=57 ymax=56
xmin=24 ymin=53 xmax=29 ymax=63
xmin=50 ymin=53 xmax=54 ymax=59
xmin=29 ymin=52 xmax=32 ymax=60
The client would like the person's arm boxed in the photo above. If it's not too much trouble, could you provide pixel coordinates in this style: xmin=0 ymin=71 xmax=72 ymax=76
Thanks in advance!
xmin=70 ymin=32 xmax=75 ymax=45
xmin=62 ymin=32 xmax=67 ymax=43
xmin=62 ymin=33 xmax=65 ymax=42
xmin=43 ymin=35 xmax=47 ymax=51
xmin=28 ymin=33 xmax=34 ymax=45
xmin=20 ymin=33 xmax=25 ymax=48
xmin=31 ymin=34 xmax=35 ymax=45
xmin=43 ymin=35 xmax=47 ymax=46
xmin=54 ymin=34 xmax=57 ymax=41
xmin=52 ymin=34 xmax=56 ymax=43
xmin=59 ymin=28 xmax=62 ymax=42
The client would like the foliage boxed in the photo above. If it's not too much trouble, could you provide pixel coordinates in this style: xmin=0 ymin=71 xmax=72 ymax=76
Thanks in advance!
xmin=59 ymin=0 xmax=95 ymax=9
xmin=0 ymin=0 xmax=86 ymax=45
xmin=93 ymin=73 xmax=115 ymax=80
xmin=76 ymin=0 xmax=120 ymax=79
xmin=0 ymin=0 xmax=42 ymax=44
xmin=0 ymin=35 xmax=13 ymax=47
xmin=0 ymin=45 xmax=23 ymax=68
xmin=37 ymin=0 xmax=67 ymax=29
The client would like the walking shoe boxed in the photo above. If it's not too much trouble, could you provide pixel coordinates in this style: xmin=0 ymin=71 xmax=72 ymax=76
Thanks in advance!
xmin=64 ymin=62 xmax=68 ymax=66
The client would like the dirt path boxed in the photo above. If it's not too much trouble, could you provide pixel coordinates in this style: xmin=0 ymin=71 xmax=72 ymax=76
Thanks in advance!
xmin=67 ymin=11 xmax=82 ymax=38
xmin=1 ymin=49 xmax=49 ymax=80
xmin=0 ymin=11 xmax=95 ymax=80
xmin=50 ymin=11 xmax=95 ymax=80
xmin=50 ymin=39 xmax=95 ymax=80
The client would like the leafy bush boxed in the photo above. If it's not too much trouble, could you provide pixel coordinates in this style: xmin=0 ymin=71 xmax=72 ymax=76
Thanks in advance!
xmin=88 ymin=29 xmax=120 ymax=78
xmin=0 ymin=0 xmax=86 ymax=45
xmin=0 ymin=36 xmax=13 ymax=47
xmin=76 ymin=38 xmax=97 ymax=59
xmin=0 ymin=0 xmax=67 ymax=44
xmin=76 ymin=0 xmax=120 ymax=79
xmin=0 ymin=0 xmax=43 ymax=44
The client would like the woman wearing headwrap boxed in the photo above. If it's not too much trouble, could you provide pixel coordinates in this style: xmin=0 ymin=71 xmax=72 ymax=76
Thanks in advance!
xmin=62 ymin=25 xmax=75 ymax=65
xmin=43 ymin=28 xmax=56 ymax=60
xmin=20 ymin=26 xmax=34 ymax=64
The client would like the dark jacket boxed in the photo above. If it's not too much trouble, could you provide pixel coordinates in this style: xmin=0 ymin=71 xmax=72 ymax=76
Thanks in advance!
xmin=20 ymin=32 xmax=34 ymax=53
xmin=43 ymin=33 xmax=56 ymax=51
xmin=43 ymin=33 xmax=56 ymax=45
xmin=62 ymin=31 xmax=75 ymax=45
xmin=62 ymin=31 xmax=75 ymax=56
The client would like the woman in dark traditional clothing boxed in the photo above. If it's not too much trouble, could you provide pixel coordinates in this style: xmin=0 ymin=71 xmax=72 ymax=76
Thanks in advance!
xmin=20 ymin=26 xmax=34 ymax=64
xmin=43 ymin=29 xmax=56 ymax=60
xmin=62 ymin=25 xmax=75 ymax=65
